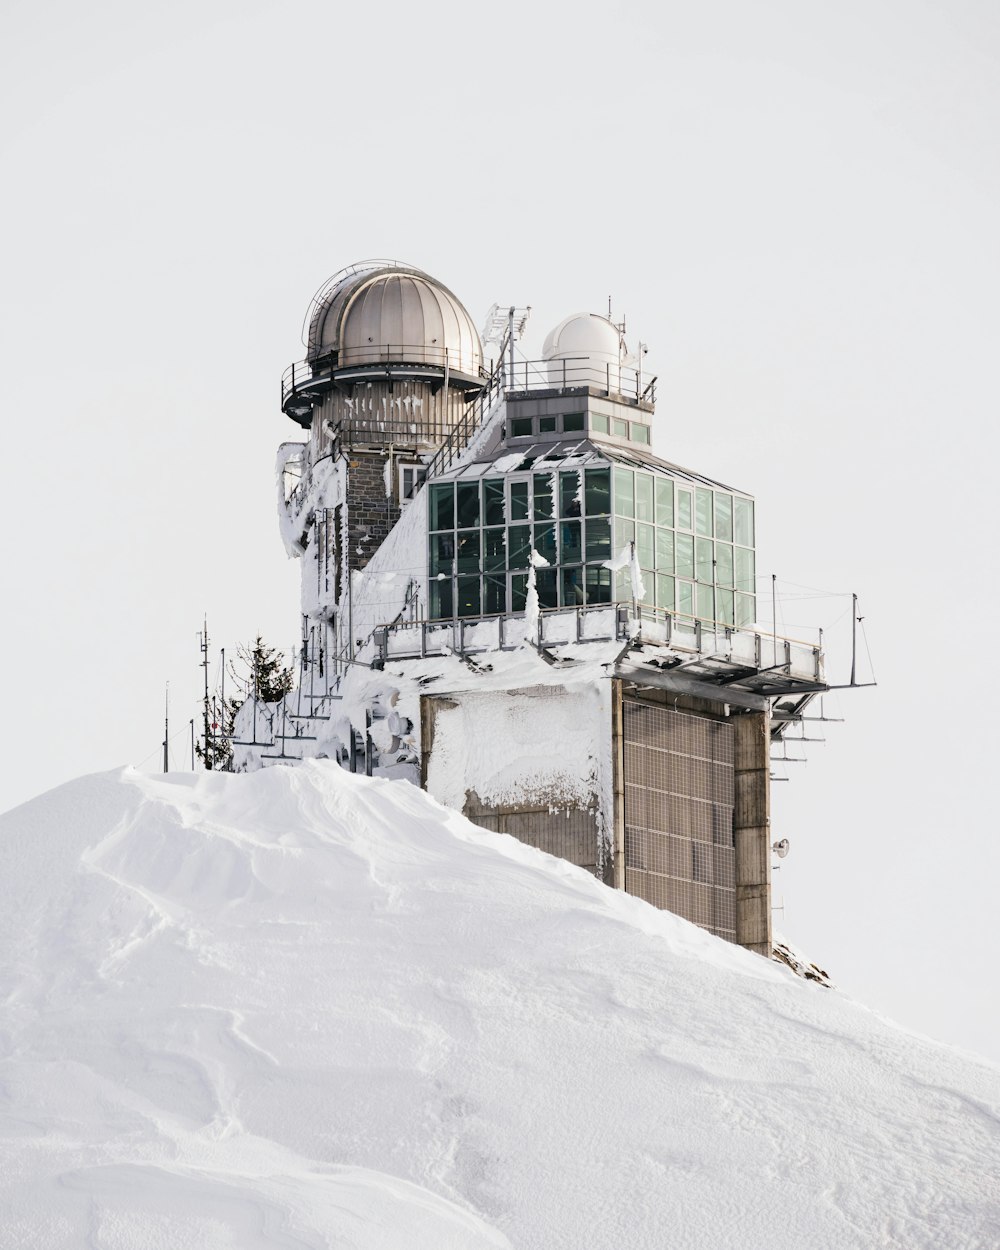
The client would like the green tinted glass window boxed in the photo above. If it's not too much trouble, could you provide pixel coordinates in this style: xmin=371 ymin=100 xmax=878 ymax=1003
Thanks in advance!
xmin=614 ymin=518 xmax=636 ymax=550
xmin=656 ymin=573 xmax=675 ymax=610
xmin=456 ymin=482 xmax=480 ymax=529
xmin=429 ymin=483 xmax=454 ymax=530
xmin=697 ymin=582 xmax=715 ymax=621
xmin=735 ymin=592 xmax=756 ymax=627
xmin=612 ymin=417 xmax=629 ymax=438
xmin=585 ymin=517 xmax=611 ymax=561
xmin=507 ymin=525 xmax=531 ymax=569
xmin=677 ymin=580 xmax=695 ymax=617
xmin=676 ymin=532 xmax=694 ymax=578
xmin=695 ymin=537 xmax=714 ymax=582
xmin=631 ymin=423 xmax=651 ymax=445
xmin=430 ymin=577 xmax=453 ymax=619
xmin=455 ymin=530 xmax=480 ymax=573
xmin=561 ymin=566 xmax=584 ymax=606
xmin=635 ymin=473 xmax=654 ymax=521
xmin=695 ymin=488 xmax=713 ymax=536
xmin=484 ymin=527 xmax=506 ymax=572
xmin=559 ymin=471 xmax=581 ymax=517
xmin=677 ymin=488 xmax=693 ymax=530
xmin=591 ymin=413 xmax=610 ymax=434
xmin=717 ymin=588 xmax=735 ymax=626
xmin=483 ymin=479 xmax=504 ymax=526
xmin=484 ymin=574 xmax=506 ymax=614
xmin=536 ymin=568 xmax=558 ymax=609
xmin=734 ymin=546 xmax=755 ymax=593
xmin=655 ymin=478 xmax=674 ymax=527
xmin=511 ymin=417 xmax=532 ymax=437
xmin=656 ymin=528 xmax=674 ymax=572
xmin=715 ymin=493 xmax=733 ymax=542
xmin=430 ymin=532 xmax=455 ymax=575
xmin=511 ymin=573 xmax=528 ymax=612
xmin=509 ymin=479 xmax=529 ymax=522
xmin=538 ymin=415 xmax=556 ymax=433
xmin=716 ymin=543 xmax=733 ymax=588
xmin=533 ymin=473 xmax=554 ymax=520
xmin=563 ymin=412 xmax=585 ymax=432
xmin=533 ymin=523 xmax=557 ymax=565
xmin=613 ymin=468 xmax=634 ymax=516
xmin=614 ymin=568 xmax=631 ymax=601
xmin=637 ymin=523 xmax=655 ymax=570
xmin=457 ymin=576 xmax=481 ymax=617
xmin=586 ymin=565 xmax=612 ymax=604
xmin=734 ymin=497 xmax=754 ymax=546
xmin=561 ymin=520 xmax=582 ymax=563
xmin=585 ymin=468 xmax=611 ymax=515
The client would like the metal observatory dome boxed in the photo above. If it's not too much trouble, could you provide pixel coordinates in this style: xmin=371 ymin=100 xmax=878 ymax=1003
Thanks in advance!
xmin=304 ymin=260 xmax=484 ymax=381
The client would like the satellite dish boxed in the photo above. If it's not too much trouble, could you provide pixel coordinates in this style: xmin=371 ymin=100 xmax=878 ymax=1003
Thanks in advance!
xmin=772 ymin=838 xmax=791 ymax=859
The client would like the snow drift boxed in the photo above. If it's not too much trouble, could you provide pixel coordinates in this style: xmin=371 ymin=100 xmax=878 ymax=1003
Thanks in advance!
xmin=0 ymin=763 xmax=998 ymax=1248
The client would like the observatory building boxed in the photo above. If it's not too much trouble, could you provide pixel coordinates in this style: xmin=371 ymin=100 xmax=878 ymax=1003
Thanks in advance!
xmin=238 ymin=260 xmax=835 ymax=957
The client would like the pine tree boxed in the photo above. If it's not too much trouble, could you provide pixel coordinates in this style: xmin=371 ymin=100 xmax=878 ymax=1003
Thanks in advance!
xmin=231 ymin=636 xmax=295 ymax=705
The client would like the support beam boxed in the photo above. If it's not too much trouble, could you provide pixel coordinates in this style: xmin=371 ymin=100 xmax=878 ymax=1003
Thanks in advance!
xmin=733 ymin=711 xmax=772 ymax=956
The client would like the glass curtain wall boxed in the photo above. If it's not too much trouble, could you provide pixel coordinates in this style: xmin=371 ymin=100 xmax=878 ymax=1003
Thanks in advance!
xmin=428 ymin=466 xmax=756 ymax=625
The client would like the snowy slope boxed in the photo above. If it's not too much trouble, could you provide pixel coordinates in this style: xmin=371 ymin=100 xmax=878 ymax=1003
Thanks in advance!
xmin=0 ymin=765 xmax=998 ymax=1249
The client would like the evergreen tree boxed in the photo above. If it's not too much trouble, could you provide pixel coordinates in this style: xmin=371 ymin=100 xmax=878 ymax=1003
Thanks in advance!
xmin=231 ymin=636 xmax=295 ymax=704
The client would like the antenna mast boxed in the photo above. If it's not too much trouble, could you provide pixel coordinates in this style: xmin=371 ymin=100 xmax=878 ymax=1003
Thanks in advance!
xmin=163 ymin=683 xmax=169 ymax=773
xmin=200 ymin=618 xmax=211 ymax=769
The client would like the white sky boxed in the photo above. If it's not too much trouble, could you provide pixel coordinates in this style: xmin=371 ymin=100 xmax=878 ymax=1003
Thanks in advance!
xmin=2 ymin=0 xmax=998 ymax=1063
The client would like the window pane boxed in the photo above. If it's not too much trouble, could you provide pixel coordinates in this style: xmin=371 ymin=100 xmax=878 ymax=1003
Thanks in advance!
xmin=560 ymin=470 xmax=581 ymax=517
xmin=637 ymin=522 xmax=655 ymax=570
xmin=430 ymin=576 xmax=453 ymax=619
xmin=456 ymin=482 xmax=480 ymax=528
xmin=735 ymin=592 xmax=756 ymax=627
xmin=537 ymin=568 xmax=558 ymax=609
xmin=511 ymin=573 xmax=528 ymax=612
xmin=585 ymin=516 xmax=611 ymax=561
xmin=586 ymin=565 xmax=612 ymax=604
xmin=457 ymin=576 xmax=481 ymax=617
xmin=563 ymin=412 xmax=585 ymax=432
xmin=561 ymin=519 xmax=582 ymax=563
xmin=509 ymin=479 xmax=529 ymax=522
xmin=484 ymin=574 xmax=506 ymax=614
xmin=612 ymin=417 xmax=629 ymax=437
xmin=430 ymin=532 xmax=455 ymax=575
xmin=734 ymin=546 xmax=755 ymax=593
xmin=656 ymin=573 xmax=675 ymax=610
xmin=677 ymin=488 xmax=692 ymax=530
xmin=677 ymin=579 xmax=695 ymax=617
xmin=695 ymin=488 xmax=713 ymax=536
xmin=614 ymin=568 xmax=631 ymax=601
xmin=483 ymin=479 xmax=504 ymax=527
xmin=511 ymin=417 xmax=532 ymax=437
xmin=533 ymin=523 xmax=557 ymax=565
xmin=716 ymin=543 xmax=733 ymax=588
xmin=538 ymin=415 xmax=556 ymax=433
xmin=695 ymin=537 xmax=714 ymax=582
xmin=734 ymin=497 xmax=754 ymax=546
xmin=484 ymin=527 xmax=506 ymax=572
xmin=614 ymin=518 xmax=636 ymax=551
xmin=656 ymin=528 xmax=674 ymax=572
xmin=676 ymin=532 xmax=694 ymax=578
xmin=561 ymin=565 xmax=585 ymax=606
xmin=591 ymin=413 xmax=610 ymax=434
xmin=697 ymin=583 xmax=715 ymax=621
xmin=507 ymin=525 xmax=531 ymax=569
xmin=614 ymin=468 xmax=634 ymax=516
xmin=715 ymin=493 xmax=733 ymax=542
xmin=456 ymin=530 xmax=480 ymax=573
xmin=655 ymin=478 xmax=673 ymax=527
xmin=635 ymin=473 xmax=654 ymax=521
xmin=429 ymin=483 xmax=454 ymax=530
xmin=533 ymin=473 xmax=554 ymax=520
xmin=585 ymin=468 xmax=610 ymax=515
xmin=631 ymin=423 xmax=651 ymax=445
xmin=717 ymin=588 xmax=735 ymax=626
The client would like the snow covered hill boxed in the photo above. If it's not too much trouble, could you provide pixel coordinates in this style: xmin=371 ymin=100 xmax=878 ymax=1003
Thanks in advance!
xmin=1 ymin=764 xmax=997 ymax=1249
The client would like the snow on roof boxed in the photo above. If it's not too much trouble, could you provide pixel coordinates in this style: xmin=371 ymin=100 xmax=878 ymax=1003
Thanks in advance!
xmin=1 ymin=764 xmax=997 ymax=1247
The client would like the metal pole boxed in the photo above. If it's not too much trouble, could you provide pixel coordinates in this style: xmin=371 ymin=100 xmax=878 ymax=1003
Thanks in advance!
xmin=772 ymin=574 xmax=777 ymax=667
xmin=200 ymin=618 xmax=211 ymax=769
xmin=508 ymin=306 xmax=515 ymax=387
xmin=189 ymin=719 xmax=195 ymax=770
xmin=163 ymin=683 xmax=169 ymax=773
xmin=850 ymin=592 xmax=858 ymax=687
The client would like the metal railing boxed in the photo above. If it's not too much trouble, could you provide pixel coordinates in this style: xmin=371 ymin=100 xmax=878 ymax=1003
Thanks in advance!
xmin=504 ymin=356 xmax=656 ymax=406
xmin=281 ymin=344 xmax=487 ymax=410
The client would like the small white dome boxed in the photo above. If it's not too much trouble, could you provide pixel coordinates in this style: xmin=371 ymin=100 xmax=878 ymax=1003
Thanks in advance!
xmin=542 ymin=312 xmax=623 ymax=364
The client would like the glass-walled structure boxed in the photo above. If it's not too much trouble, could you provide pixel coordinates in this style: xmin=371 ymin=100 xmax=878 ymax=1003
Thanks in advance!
xmin=427 ymin=451 xmax=756 ymax=627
